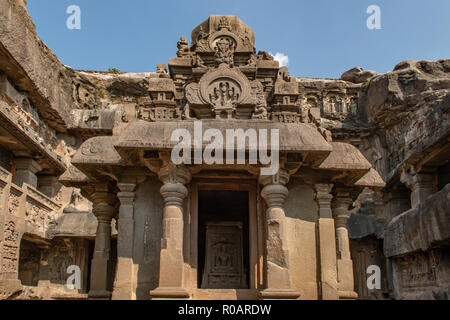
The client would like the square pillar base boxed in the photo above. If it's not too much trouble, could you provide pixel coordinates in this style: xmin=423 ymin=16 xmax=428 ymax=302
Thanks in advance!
xmin=259 ymin=289 xmax=300 ymax=300
xmin=88 ymin=290 xmax=112 ymax=300
xmin=150 ymin=287 xmax=190 ymax=299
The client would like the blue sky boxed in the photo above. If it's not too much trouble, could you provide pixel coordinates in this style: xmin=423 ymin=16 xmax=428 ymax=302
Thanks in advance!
xmin=28 ymin=0 xmax=449 ymax=78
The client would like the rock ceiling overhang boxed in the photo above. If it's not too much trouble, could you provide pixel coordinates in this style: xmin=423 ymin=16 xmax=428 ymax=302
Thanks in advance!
xmin=316 ymin=142 xmax=373 ymax=186
xmin=65 ymin=121 xmax=383 ymax=190
xmin=0 ymin=100 xmax=66 ymax=175
xmin=292 ymin=142 xmax=382 ymax=188
xmin=115 ymin=120 xmax=331 ymax=154
xmin=355 ymin=168 xmax=386 ymax=190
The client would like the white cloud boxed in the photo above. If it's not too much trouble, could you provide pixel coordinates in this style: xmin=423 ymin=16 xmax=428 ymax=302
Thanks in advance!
xmin=270 ymin=52 xmax=289 ymax=67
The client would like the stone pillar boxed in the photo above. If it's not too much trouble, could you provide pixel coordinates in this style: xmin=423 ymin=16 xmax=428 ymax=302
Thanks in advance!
xmin=314 ymin=183 xmax=339 ymax=300
xmin=37 ymin=175 xmax=61 ymax=198
xmin=112 ymin=181 xmax=136 ymax=300
xmin=259 ymin=169 xmax=299 ymax=299
xmin=384 ymin=188 xmax=410 ymax=221
xmin=150 ymin=164 xmax=191 ymax=299
xmin=332 ymin=193 xmax=357 ymax=299
xmin=13 ymin=158 xmax=41 ymax=188
xmin=37 ymin=245 xmax=51 ymax=288
xmin=88 ymin=186 xmax=117 ymax=300
xmin=400 ymin=168 xmax=435 ymax=209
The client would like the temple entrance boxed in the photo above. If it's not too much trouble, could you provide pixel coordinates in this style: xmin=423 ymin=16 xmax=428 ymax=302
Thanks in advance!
xmin=191 ymin=179 xmax=260 ymax=295
xmin=198 ymin=190 xmax=249 ymax=289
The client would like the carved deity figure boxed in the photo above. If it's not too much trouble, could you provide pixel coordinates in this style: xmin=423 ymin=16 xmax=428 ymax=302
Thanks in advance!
xmin=247 ymin=53 xmax=257 ymax=67
xmin=214 ymin=242 xmax=233 ymax=268
xmin=196 ymin=26 xmax=208 ymax=42
xmin=252 ymin=105 xmax=268 ymax=120
xmin=217 ymin=16 xmax=232 ymax=31
xmin=195 ymin=54 xmax=206 ymax=68
xmin=176 ymin=36 xmax=190 ymax=57
xmin=156 ymin=64 xmax=168 ymax=74
xmin=210 ymin=82 xmax=237 ymax=110
xmin=214 ymin=37 xmax=234 ymax=66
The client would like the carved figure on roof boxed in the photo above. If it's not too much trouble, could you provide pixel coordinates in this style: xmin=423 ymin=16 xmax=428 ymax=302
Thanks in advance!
xmin=214 ymin=37 xmax=235 ymax=66
xmin=176 ymin=36 xmax=190 ymax=57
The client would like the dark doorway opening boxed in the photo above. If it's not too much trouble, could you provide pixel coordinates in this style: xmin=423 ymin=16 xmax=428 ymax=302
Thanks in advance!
xmin=197 ymin=190 xmax=249 ymax=289
xmin=18 ymin=239 xmax=41 ymax=286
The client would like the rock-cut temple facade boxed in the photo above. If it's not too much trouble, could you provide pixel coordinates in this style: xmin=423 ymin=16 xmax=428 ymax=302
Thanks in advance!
xmin=0 ymin=0 xmax=449 ymax=300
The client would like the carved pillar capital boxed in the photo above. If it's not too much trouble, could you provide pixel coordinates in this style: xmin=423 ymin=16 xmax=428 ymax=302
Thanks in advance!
xmin=331 ymin=197 xmax=353 ymax=228
xmin=314 ymin=183 xmax=334 ymax=218
xmin=91 ymin=189 xmax=117 ymax=222
xmin=13 ymin=157 xmax=42 ymax=188
xmin=158 ymin=163 xmax=191 ymax=186
xmin=258 ymin=168 xmax=290 ymax=187
xmin=160 ymin=183 xmax=188 ymax=208
xmin=117 ymin=182 xmax=136 ymax=207
xmin=37 ymin=175 xmax=60 ymax=198
xmin=400 ymin=167 xmax=435 ymax=208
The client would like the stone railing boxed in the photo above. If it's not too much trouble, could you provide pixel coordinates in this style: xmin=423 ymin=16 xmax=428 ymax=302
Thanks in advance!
xmin=0 ymin=167 xmax=62 ymax=241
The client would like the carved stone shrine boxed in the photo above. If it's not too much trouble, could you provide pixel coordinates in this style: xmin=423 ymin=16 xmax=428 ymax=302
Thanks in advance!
xmin=0 ymin=2 xmax=449 ymax=300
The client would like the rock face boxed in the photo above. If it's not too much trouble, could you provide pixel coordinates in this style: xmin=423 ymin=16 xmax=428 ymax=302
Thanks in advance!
xmin=341 ymin=67 xmax=377 ymax=84
xmin=0 ymin=1 xmax=448 ymax=300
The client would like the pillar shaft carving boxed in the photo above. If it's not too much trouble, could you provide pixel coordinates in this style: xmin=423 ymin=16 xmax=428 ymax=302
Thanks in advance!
xmin=112 ymin=181 xmax=137 ymax=300
xmin=88 ymin=186 xmax=117 ymax=300
xmin=259 ymin=169 xmax=299 ymax=299
xmin=314 ymin=183 xmax=339 ymax=300
xmin=150 ymin=163 xmax=191 ymax=299
xmin=331 ymin=189 xmax=357 ymax=299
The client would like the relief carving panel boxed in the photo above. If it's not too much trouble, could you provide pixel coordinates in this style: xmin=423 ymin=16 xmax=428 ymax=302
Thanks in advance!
xmin=201 ymin=222 xmax=247 ymax=289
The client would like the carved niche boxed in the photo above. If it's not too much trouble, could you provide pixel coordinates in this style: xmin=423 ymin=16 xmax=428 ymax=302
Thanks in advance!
xmin=185 ymin=64 xmax=264 ymax=119
xmin=201 ymin=222 xmax=247 ymax=289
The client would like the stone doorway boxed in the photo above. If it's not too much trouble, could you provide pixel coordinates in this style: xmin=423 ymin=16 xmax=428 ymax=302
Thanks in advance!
xmin=190 ymin=180 xmax=261 ymax=297
xmin=198 ymin=190 xmax=249 ymax=289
